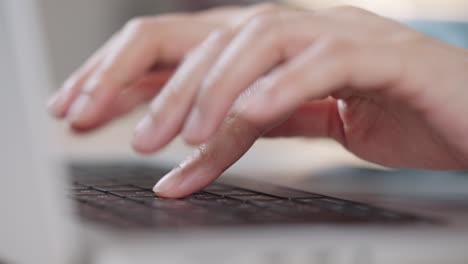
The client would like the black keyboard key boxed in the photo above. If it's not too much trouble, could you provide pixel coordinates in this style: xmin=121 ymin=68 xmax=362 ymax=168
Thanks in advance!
xmin=111 ymin=190 xmax=157 ymax=197
xmin=93 ymin=185 xmax=143 ymax=191
xmin=74 ymin=189 xmax=105 ymax=196
xmin=205 ymin=188 xmax=259 ymax=197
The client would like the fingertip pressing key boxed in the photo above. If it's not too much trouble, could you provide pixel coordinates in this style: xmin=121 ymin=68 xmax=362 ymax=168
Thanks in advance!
xmin=152 ymin=169 xmax=182 ymax=198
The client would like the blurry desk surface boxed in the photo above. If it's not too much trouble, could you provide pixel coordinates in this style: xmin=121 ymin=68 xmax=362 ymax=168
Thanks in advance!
xmin=58 ymin=107 xmax=377 ymax=183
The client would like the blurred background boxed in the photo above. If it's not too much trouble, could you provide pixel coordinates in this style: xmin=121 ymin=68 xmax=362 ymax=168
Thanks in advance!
xmin=40 ymin=0 xmax=468 ymax=85
xmin=37 ymin=0 xmax=468 ymax=189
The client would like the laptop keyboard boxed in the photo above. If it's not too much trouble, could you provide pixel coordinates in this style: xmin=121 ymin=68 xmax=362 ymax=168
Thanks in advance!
xmin=69 ymin=163 xmax=432 ymax=229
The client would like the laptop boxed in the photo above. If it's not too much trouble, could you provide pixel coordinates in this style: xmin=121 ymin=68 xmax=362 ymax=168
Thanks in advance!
xmin=1 ymin=1 xmax=468 ymax=263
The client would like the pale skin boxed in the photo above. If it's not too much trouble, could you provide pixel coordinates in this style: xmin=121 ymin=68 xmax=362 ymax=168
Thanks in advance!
xmin=47 ymin=4 xmax=468 ymax=198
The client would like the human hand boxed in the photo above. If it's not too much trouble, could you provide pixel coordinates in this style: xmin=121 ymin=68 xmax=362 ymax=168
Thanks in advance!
xmin=48 ymin=4 xmax=468 ymax=198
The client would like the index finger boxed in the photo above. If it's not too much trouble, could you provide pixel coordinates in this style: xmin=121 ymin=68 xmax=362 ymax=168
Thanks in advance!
xmin=153 ymin=113 xmax=262 ymax=198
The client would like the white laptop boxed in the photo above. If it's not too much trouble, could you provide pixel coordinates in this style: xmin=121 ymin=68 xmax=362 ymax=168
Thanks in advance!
xmin=1 ymin=1 xmax=468 ymax=263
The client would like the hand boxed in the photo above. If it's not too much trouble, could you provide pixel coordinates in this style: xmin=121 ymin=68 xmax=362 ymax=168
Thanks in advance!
xmin=47 ymin=4 xmax=468 ymax=198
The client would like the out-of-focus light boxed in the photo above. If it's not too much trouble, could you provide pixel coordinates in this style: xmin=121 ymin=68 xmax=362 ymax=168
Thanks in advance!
xmin=282 ymin=0 xmax=468 ymax=20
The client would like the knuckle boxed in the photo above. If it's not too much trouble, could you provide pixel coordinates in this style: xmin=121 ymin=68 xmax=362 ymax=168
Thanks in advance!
xmin=317 ymin=35 xmax=355 ymax=58
xmin=247 ymin=13 xmax=278 ymax=33
xmin=261 ymin=76 xmax=285 ymax=104
xmin=207 ymin=28 xmax=234 ymax=46
xmin=186 ymin=28 xmax=232 ymax=61
xmin=313 ymin=37 xmax=352 ymax=79
xmin=220 ymin=114 xmax=262 ymax=145
xmin=193 ymin=143 xmax=213 ymax=163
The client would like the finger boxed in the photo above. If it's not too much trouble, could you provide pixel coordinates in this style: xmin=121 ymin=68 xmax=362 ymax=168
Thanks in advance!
xmin=263 ymin=98 xmax=346 ymax=144
xmin=151 ymin=77 xmax=289 ymax=198
xmin=67 ymin=16 xmax=210 ymax=130
xmin=50 ymin=4 xmax=276 ymax=119
xmin=132 ymin=30 xmax=235 ymax=154
xmin=51 ymin=6 xmax=246 ymax=121
xmin=153 ymin=114 xmax=262 ymax=198
xmin=72 ymin=68 xmax=175 ymax=133
xmin=47 ymin=32 xmax=120 ymax=118
xmin=181 ymin=12 xmax=284 ymax=144
xmin=181 ymin=11 xmax=316 ymax=145
xmin=131 ymin=6 xmax=294 ymax=153
xmin=151 ymin=97 xmax=343 ymax=198
xmin=240 ymin=38 xmax=401 ymax=132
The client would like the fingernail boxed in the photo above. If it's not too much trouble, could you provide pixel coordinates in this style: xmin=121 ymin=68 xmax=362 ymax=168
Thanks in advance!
xmin=182 ymin=108 xmax=205 ymax=144
xmin=46 ymin=92 xmax=63 ymax=117
xmin=153 ymin=153 xmax=197 ymax=197
xmin=68 ymin=94 xmax=97 ymax=124
xmin=153 ymin=169 xmax=182 ymax=197
xmin=132 ymin=116 xmax=158 ymax=153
